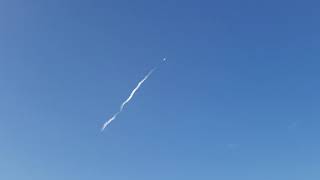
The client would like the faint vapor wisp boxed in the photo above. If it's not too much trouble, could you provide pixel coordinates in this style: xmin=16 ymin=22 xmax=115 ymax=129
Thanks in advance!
xmin=101 ymin=58 xmax=166 ymax=131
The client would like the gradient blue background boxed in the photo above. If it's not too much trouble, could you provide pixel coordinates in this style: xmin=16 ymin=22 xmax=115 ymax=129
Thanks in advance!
xmin=1 ymin=0 xmax=319 ymax=179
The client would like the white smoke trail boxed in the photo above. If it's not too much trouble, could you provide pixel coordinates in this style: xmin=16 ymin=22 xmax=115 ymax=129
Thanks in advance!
xmin=101 ymin=58 xmax=166 ymax=131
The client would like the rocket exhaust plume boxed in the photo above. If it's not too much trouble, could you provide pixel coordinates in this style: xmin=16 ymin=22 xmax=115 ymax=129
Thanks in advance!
xmin=101 ymin=58 xmax=166 ymax=131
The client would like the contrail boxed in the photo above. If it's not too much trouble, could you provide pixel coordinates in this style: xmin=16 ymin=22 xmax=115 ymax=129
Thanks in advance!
xmin=101 ymin=58 xmax=166 ymax=131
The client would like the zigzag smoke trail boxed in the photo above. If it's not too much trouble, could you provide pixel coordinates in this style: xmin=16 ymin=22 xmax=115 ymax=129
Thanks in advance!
xmin=101 ymin=58 xmax=166 ymax=131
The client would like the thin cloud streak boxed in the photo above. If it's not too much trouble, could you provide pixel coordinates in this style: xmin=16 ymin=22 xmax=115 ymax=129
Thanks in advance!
xmin=101 ymin=58 xmax=166 ymax=131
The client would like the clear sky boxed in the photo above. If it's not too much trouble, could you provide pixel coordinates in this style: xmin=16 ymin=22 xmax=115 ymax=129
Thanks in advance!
xmin=0 ymin=0 xmax=319 ymax=179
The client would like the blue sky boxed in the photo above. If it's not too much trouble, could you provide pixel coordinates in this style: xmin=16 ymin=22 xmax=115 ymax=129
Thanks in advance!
xmin=1 ymin=0 xmax=320 ymax=179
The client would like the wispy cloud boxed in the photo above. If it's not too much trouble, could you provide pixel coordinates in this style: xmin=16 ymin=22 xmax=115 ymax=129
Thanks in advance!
xmin=101 ymin=58 xmax=166 ymax=131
